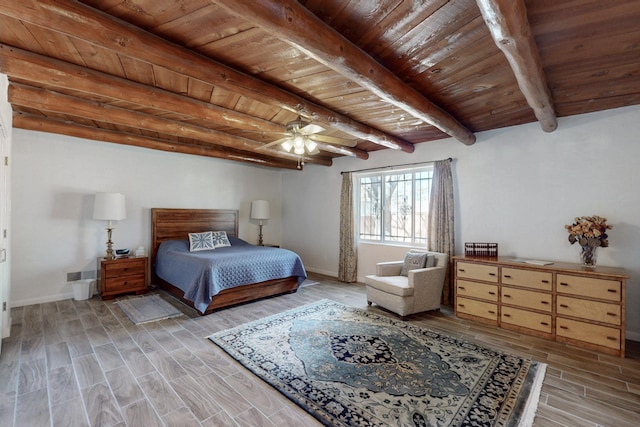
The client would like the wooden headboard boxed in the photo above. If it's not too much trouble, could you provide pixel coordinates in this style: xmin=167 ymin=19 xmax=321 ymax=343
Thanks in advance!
xmin=150 ymin=208 xmax=239 ymax=279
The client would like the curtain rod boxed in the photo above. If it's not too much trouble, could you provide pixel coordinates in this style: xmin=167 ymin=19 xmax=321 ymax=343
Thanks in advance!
xmin=340 ymin=157 xmax=452 ymax=175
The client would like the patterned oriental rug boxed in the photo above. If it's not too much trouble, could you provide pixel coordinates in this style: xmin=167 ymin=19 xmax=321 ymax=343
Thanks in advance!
xmin=209 ymin=300 xmax=546 ymax=427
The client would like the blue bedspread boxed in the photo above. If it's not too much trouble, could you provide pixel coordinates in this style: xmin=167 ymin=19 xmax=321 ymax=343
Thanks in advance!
xmin=155 ymin=238 xmax=307 ymax=313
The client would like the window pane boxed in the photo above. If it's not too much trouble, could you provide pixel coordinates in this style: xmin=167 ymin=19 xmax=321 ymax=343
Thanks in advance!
xmin=414 ymin=169 xmax=433 ymax=244
xmin=358 ymin=176 xmax=381 ymax=240
xmin=386 ymin=173 xmax=413 ymax=242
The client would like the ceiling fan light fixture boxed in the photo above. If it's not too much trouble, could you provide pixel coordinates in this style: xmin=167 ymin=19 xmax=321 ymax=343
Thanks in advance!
xmin=281 ymin=139 xmax=294 ymax=152
xmin=305 ymin=139 xmax=317 ymax=152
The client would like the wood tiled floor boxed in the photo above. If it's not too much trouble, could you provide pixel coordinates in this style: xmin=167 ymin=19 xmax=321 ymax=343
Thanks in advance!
xmin=1 ymin=273 xmax=639 ymax=426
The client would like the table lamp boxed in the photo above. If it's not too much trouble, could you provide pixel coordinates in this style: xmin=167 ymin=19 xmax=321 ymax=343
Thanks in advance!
xmin=250 ymin=200 xmax=270 ymax=246
xmin=93 ymin=192 xmax=126 ymax=260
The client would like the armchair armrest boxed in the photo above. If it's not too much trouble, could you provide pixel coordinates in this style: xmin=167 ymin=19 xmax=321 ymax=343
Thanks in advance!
xmin=376 ymin=261 xmax=403 ymax=276
xmin=408 ymin=266 xmax=447 ymax=294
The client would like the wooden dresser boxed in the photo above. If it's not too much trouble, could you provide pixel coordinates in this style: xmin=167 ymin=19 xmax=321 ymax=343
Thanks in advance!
xmin=100 ymin=256 xmax=148 ymax=300
xmin=453 ymin=256 xmax=628 ymax=357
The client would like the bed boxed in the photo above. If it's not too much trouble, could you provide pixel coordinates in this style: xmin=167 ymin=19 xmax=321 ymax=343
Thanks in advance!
xmin=151 ymin=208 xmax=306 ymax=315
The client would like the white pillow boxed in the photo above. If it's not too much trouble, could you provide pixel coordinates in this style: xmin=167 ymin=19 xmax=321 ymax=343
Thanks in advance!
xmin=400 ymin=252 xmax=428 ymax=276
xmin=211 ymin=231 xmax=231 ymax=248
xmin=188 ymin=231 xmax=215 ymax=252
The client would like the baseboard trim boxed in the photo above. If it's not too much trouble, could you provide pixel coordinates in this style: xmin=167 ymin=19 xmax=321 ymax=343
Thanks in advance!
xmin=304 ymin=266 xmax=338 ymax=278
xmin=12 ymin=292 xmax=76 ymax=308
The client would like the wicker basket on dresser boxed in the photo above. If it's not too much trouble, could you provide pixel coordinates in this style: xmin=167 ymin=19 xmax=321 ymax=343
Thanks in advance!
xmin=453 ymin=256 xmax=628 ymax=357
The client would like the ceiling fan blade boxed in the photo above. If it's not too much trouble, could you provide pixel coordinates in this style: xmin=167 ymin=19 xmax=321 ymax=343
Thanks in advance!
xmin=257 ymin=137 xmax=291 ymax=150
xmin=309 ymin=134 xmax=357 ymax=147
xmin=300 ymin=123 xmax=325 ymax=134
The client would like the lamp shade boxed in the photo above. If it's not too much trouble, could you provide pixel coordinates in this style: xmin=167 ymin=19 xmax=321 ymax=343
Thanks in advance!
xmin=250 ymin=200 xmax=270 ymax=220
xmin=93 ymin=192 xmax=126 ymax=221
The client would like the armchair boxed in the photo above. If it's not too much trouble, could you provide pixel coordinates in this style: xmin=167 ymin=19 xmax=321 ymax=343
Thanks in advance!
xmin=365 ymin=250 xmax=449 ymax=317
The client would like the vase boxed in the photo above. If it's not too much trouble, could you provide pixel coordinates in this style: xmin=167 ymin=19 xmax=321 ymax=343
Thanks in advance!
xmin=579 ymin=244 xmax=598 ymax=267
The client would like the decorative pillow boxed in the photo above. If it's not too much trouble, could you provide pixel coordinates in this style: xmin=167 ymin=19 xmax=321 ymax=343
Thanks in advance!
xmin=400 ymin=252 xmax=428 ymax=276
xmin=211 ymin=231 xmax=231 ymax=248
xmin=188 ymin=231 xmax=215 ymax=252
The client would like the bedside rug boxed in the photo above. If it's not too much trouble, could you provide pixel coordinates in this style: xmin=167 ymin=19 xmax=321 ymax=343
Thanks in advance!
xmin=209 ymin=300 xmax=546 ymax=427
xmin=116 ymin=294 xmax=183 ymax=324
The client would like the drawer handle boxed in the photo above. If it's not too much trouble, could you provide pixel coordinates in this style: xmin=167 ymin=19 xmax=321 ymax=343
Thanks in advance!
xmin=458 ymin=304 xmax=465 ymax=308
xmin=458 ymin=269 xmax=466 ymax=273
xmin=488 ymin=273 xmax=496 ymax=276
xmin=504 ymin=275 xmax=512 ymax=278
xmin=541 ymin=322 xmax=549 ymax=326
xmin=560 ymin=304 xmax=569 ymax=308
xmin=559 ymin=326 xmax=568 ymax=330
xmin=607 ymin=289 xmax=618 ymax=293
xmin=541 ymin=301 xmax=549 ymax=305
xmin=607 ymin=312 xmax=618 ymax=316
xmin=503 ymin=313 xmax=511 ymax=317
xmin=541 ymin=280 xmax=549 ymax=283
xmin=560 ymin=282 xmax=568 ymax=286
xmin=504 ymin=294 xmax=511 ymax=298
xmin=606 ymin=336 xmax=617 ymax=341
xmin=488 ymin=310 xmax=495 ymax=314
xmin=459 ymin=286 xmax=466 ymax=290
xmin=488 ymin=291 xmax=496 ymax=295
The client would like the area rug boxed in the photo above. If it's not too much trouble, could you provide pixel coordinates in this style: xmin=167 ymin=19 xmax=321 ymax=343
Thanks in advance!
xmin=116 ymin=294 xmax=183 ymax=324
xmin=209 ymin=300 xmax=546 ymax=427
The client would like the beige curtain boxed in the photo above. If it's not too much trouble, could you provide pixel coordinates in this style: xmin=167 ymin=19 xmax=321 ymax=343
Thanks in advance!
xmin=338 ymin=172 xmax=357 ymax=282
xmin=428 ymin=160 xmax=455 ymax=305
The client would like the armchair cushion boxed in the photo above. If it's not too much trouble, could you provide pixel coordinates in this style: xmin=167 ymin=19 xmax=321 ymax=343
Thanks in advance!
xmin=363 ymin=275 xmax=414 ymax=297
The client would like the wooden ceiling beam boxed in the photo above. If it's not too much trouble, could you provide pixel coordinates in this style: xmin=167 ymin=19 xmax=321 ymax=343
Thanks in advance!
xmin=0 ymin=0 xmax=415 ymax=152
xmin=476 ymin=0 xmax=558 ymax=132
xmin=9 ymin=84 xmax=332 ymax=167
xmin=0 ymin=45 xmax=285 ymax=136
xmin=13 ymin=113 xmax=305 ymax=170
xmin=214 ymin=0 xmax=476 ymax=146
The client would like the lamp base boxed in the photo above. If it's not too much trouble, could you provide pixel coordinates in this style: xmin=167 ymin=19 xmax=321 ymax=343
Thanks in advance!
xmin=104 ymin=227 xmax=115 ymax=259
xmin=258 ymin=223 xmax=264 ymax=246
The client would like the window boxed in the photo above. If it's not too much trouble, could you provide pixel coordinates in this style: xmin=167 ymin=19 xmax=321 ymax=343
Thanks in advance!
xmin=356 ymin=165 xmax=433 ymax=245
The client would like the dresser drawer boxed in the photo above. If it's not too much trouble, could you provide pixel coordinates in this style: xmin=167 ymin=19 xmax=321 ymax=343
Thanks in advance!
xmin=103 ymin=258 xmax=146 ymax=279
xmin=502 ymin=267 xmax=552 ymax=291
xmin=557 ymin=296 xmax=621 ymax=325
xmin=104 ymin=274 xmax=146 ymax=292
xmin=455 ymin=262 xmax=498 ymax=283
xmin=501 ymin=287 xmax=552 ymax=312
xmin=556 ymin=274 xmax=621 ymax=301
xmin=501 ymin=306 xmax=552 ymax=334
xmin=456 ymin=280 xmax=498 ymax=302
xmin=556 ymin=317 xmax=621 ymax=350
xmin=456 ymin=297 xmax=498 ymax=321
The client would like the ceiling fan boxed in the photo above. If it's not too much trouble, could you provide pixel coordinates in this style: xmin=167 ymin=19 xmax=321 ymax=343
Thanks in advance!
xmin=258 ymin=116 xmax=357 ymax=155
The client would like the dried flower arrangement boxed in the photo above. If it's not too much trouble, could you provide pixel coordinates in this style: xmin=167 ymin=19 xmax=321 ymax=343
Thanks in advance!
xmin=565 ymin=215 xmax=612 ymax=248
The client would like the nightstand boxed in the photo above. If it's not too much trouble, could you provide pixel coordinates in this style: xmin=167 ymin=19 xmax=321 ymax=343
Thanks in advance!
xmin=100 ymin=256 xmax=148 ymax=300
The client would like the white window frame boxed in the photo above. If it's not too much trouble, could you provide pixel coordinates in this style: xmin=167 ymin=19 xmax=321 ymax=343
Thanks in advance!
xmin=354 ymin=164 xmax=433 ymax=246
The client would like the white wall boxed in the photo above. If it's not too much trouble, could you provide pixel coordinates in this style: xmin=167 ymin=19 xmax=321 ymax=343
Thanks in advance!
xmin=282 ymin=105 xmax=640 ymax=340
xmin=9 ymin=100 xmax=640 ymax=340
xmin=11 ymin=131 xmax=284 ymax=306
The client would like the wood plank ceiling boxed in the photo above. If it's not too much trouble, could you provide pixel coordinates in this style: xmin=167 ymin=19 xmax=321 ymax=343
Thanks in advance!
xmin=1 ymin=0 xmax=639 ymax=170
